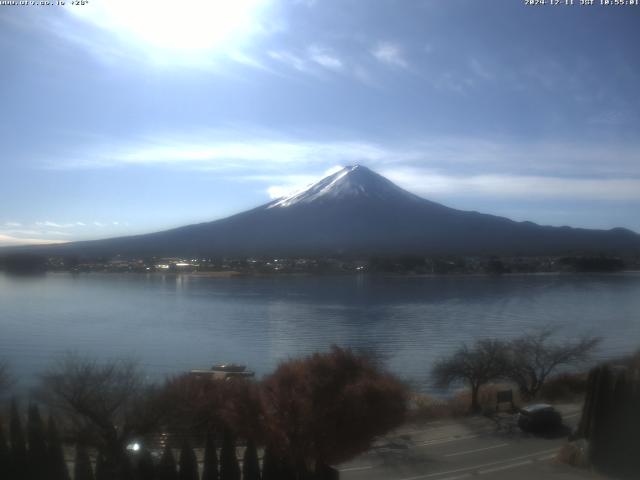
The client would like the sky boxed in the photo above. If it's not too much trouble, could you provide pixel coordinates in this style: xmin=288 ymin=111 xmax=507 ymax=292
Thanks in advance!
xmin=1 ymin=0 xmax=640 ymax=246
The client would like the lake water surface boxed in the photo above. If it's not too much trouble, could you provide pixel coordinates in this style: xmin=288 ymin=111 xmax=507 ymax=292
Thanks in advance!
xmin=1 ymin=272 xmax=639 ymax=392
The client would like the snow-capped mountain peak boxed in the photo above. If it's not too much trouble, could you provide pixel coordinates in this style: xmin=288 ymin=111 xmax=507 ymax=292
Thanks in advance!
xmin=267 ymin=164 xmax=420 ymax=209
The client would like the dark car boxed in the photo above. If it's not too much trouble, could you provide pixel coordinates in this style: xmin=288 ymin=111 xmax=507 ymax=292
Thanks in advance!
xmin=517 ymin=403 xmax=563 ymax=433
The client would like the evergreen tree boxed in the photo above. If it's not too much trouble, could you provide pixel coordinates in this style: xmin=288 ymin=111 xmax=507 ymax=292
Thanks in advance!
xmin=119 ymin=452 xmax=135 ymax=480
xmin=47 ymin=416 xmax=70 ymax=480
xmin=27 ymin=404 xmax=48 ymax=480
xmin=242 ymin=440 xmax=260 ymax=480
xmin=94 ymin=452 xmax=108 ymax=480
xmin=260 ymin=447 xmax=294 ymax=480
xmin=280 ymin=462 xmax=297 ymax=480
xmin=260 ymin=447 xmax=278 ymax=480
xmin=201 ymin=431 xmax=218 ymax=480
xmin=219 ymin=429 xmax=240 ymax=480
xmin=74 ymin=443 xmax=95 ymax=480
xmin=135 ymin=449 xmax=156 ymax=480
xmin=94 ymin=447 xmax=134 ymax=480
xmin=10 ymin=399 xmax=28 ymax=480
xmin=178 ymin=439 xmax=198 ymax=480
xmin=157 ymin=444 xmax=178 ymax=480
xmin=0 ymin=420 xmax=10 ymax=480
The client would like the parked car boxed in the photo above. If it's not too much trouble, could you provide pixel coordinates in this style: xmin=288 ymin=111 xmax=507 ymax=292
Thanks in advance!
xmin=517 ymin=403 xmax=563 ymax=432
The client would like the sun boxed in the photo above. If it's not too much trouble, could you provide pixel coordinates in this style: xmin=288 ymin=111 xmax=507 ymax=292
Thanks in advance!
xmin=66 ymin=0 xmax=268 ymax=56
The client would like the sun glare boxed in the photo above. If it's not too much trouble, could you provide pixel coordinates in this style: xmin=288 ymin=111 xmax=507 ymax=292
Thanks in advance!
xmin=66 ymin=0 xmax=268 ymax=56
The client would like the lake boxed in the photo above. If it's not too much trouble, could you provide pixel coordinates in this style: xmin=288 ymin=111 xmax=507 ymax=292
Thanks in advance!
xmin=1 ymin=272 xmax=639 ymax=393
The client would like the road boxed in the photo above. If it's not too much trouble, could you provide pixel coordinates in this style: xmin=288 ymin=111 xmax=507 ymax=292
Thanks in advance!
xmin=338 ymin=405 xmax=604 ymax=480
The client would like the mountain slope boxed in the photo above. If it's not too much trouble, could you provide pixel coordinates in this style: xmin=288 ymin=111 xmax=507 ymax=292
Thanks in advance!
xmin=17 ymin=165 xmax=640 ymax=257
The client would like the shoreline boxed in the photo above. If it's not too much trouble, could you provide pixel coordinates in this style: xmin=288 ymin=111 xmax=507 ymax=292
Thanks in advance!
xmin=9 ymin=269 xmax=640 ymax=278
xmin=0 ymin=270 xmax=640 ymax=278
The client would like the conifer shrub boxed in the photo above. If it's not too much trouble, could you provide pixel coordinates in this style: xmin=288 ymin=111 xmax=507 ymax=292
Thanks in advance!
xmin=201 ymin=431 xmax=219 ymax=480
xmin=157 ymin=444 xmax=178 ymax=480
xmin=219 ymin=428 xmax=240 ymax=480
xmin=242 ymin=439 xmax=260 ymax=480
xmin=10 ymin=400 xmax=28 ymax=480
xmin=27 ymin=404 xmax=48 ymax=480
xmin=178 ymin=439 xmax=198 ymax=480
xmin=0 ymin=420 xmax=10 ymax=479
xmin=74 ymin=443 xmax=95 ymax=480
xmin=136 ymin=449 xmax=156 ymax=480
xmin=46 ymin=416 xmax=70 ymax=480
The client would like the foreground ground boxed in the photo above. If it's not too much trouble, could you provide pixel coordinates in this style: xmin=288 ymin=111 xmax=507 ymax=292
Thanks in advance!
xmin=338 ymin=404 xmax=606 ymax=480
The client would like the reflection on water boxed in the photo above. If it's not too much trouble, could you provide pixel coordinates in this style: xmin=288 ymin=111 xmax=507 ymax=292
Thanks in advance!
xmin=1 ymin=272 xmax=639 ymax=392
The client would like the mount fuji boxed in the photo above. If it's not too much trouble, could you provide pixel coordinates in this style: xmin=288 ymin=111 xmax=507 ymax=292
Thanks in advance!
xmin=17 ymin=165 xmax=640 ymax=257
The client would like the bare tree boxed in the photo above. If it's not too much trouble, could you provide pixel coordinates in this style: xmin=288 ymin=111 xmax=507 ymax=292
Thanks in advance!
xmin=432 ymin=339 xmax=509 ymax=413
xmin=38 ymin=354 xmax=163 ymax=467
xmin=158 ymin=369 xmax=265 ymax=446
xmin=506 ymin=328 xmax=601 ymax=400
xmin=261 ymin=346 xmax=408 ymax=474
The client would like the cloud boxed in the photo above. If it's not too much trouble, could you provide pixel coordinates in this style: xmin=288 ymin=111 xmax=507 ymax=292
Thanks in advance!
xmin=469 ymin=58 xmax=493 ymax=81
xmin=0 ymin=221 xmax=116 ymax=245
xmin=0 ymin=233 xmax=65 ymax=247
xmin=264 ymin=45 xmax=385 ymax=86
xmin=44 ymin=130 xmax=640 ymax=174
xmin=261 ymin=174 xmax=317 ymax=199
xmin=267 ymin=185 xmax=295 ymax=199
xmin=261 ymin=169 xmax=640 ymax=204
xmin=268 ymin=45 xmax=383 ymax=84
xmin=35 ymin=221 xmax=78 ymax=228
xmin=268 ymin=50 xmax=308 ymax=72
xmin=265 ymin=165 xmax=348 ymax=199
xmin=307 ymin=46 xmax=343 ymax=71
xmin=352 ymin=64 xmax=377 ymax=87
xmin=383 ymin=169 xmax=640 ymax=202
xmin=270 ymin=170 xmax=640 ymax=206
xmin=37 ymin=129 xmax=640 ymax=203
xmin=226 ymin=50 xmax=271 ymax=71
xmin=371 ymin=41 xmax=408 ymax=68
xmin=1 ymin=229 xmax=43 ymax=236
xmin=49 ymin=131 xmax=409 ymax=171
xmin=267 ymin=45 xmax=344 ymax=76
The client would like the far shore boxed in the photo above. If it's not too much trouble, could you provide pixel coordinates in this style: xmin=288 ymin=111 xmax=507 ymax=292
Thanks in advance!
xmin=5 ymin=269 xmax=639 ymax=279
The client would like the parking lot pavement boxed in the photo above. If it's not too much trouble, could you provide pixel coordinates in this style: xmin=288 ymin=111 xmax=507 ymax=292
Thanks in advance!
xmin=338 ymin=405 xmax=605 ymax=480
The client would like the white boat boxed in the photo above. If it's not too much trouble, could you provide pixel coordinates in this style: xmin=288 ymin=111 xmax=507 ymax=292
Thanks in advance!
xmin=211 ymin=363 xmax=247 ymax=373
xmin=190 ymin=363 xmax=255 ymax=380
